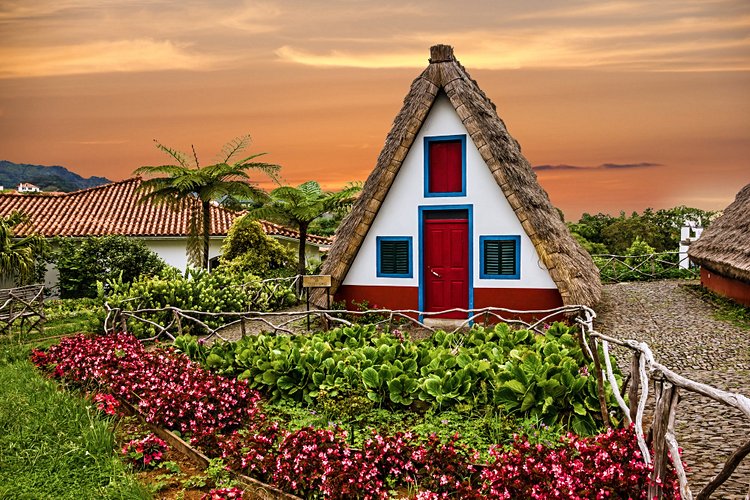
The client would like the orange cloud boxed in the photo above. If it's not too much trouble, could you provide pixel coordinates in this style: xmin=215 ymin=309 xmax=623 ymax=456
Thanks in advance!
xmin=0 ymin=39 xmax=221 ymax=78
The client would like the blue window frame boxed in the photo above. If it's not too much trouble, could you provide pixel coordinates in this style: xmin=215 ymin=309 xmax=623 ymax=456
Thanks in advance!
xmin=424 ymin=134 xmax=467 ymax=197
xmin=376 ymin=236 xmax=413 ymax=278
xmin=480 ymin=235 xmax=520 ymax=279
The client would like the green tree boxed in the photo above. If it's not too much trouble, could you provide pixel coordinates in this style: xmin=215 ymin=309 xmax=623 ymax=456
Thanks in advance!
xmin=624 ymin=236 xmax=656 ymax=268
xmin=247 ymin=181 xmax=360 ymax=279
xmin=54 ymin=236 xmax=167 ymax=298
xmin=134 ymin=135 xmax=280 ymax=268
xmin=0 ymin=211 xmax=46 ymax=285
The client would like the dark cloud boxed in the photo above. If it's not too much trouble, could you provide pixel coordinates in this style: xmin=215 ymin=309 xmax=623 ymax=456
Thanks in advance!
xmin=600 ymin=162 xmax=662 ymax=169
xmin=533 ymin=164 xmax=585 ymax=171
xmin=533 ymin=162 xmax=663 ymax=171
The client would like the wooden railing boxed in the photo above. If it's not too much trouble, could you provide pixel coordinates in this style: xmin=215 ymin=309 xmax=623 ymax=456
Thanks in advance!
xmin=102 ymin=302 xmax=750 ymax=498
xmin=593 ymin=252 xmax=699 ymax=283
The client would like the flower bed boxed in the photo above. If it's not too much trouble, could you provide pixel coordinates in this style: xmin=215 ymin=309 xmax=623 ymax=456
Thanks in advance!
xmin=31 ymin=333 xmax=681 ymax=499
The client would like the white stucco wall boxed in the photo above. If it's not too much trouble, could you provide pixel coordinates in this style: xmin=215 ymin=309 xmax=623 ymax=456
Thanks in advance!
xmin=274 ymin=237 xmax=324 ymax=264
xmin=144 ymin=237 xmax=224 ymax=270
xmin=343 ymin=93 xmax=557 ymax=290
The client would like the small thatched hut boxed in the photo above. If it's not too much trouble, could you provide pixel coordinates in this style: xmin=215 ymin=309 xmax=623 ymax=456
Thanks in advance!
xmin=688 ymin=183 xmax=750 ymax=306
xmin=316 ymin=45 xmax=600 ymax=318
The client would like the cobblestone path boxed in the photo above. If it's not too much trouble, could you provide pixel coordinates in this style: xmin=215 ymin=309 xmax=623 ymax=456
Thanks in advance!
xmin=595 ymin=280 xmax=750 ymax=499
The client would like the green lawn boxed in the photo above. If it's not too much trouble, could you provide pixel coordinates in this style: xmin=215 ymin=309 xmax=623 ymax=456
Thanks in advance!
xmin=0 ymin=344 xmax=149 ymax=499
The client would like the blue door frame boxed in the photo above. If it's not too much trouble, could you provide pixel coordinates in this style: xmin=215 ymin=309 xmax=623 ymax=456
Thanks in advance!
xmin=418 ymin=204 xmax=474 ymax=321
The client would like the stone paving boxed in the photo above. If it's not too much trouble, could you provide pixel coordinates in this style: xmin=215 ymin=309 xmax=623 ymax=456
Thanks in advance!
xmin=595 ymin=280 xmax=750 ymax=499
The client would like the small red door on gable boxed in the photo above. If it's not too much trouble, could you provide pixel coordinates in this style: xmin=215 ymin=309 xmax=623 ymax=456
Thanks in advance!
xmin=428 ymin=140 xmax=462 ymax=193
xmin=424 ymin=219 xmax=468 ymax=318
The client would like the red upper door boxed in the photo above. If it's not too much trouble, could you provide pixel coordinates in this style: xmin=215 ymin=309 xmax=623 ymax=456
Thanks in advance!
xmin=424 ymin=219 xmax=469 ymax=318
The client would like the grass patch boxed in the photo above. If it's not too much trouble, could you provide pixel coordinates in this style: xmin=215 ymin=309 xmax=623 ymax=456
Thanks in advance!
xmin=683 ymin=284 xmax=750 ymax=330
xmin=0 ymin=358 xmax=149 ymax=499
xmin=2 ymin=298 xmax=103 ymax=346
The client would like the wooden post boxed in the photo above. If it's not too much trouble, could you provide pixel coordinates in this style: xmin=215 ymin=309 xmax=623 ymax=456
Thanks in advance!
xmin=649 ymin=381 xmax=677 ymax=499
xmin=588 ymin=337 xmax=611 ymax=428
xmin=173 ymin=310 xmax=183 ymax=336
xmin=629 ymin=351 xmax=641 ymax=423
xmin=665 ymin=387 xmax=692 ymax=500
xmin=240 ymin=317 xmax=246 ymax=337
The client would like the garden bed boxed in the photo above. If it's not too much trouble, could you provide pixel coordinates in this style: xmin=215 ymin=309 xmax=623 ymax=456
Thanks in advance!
xmin=29 ymin=326 xmax=683 ymax=498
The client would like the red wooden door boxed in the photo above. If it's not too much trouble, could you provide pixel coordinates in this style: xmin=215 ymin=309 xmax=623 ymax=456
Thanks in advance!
xmin=424 ymin=219 xmax=469 ymax=318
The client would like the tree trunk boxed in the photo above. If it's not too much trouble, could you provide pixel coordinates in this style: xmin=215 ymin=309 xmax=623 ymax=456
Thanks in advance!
xmin=297 ymin=223 xmax=308 ymax=296
xmin=202 ymin=201 xmax=210 ymax=269
xmin=298 ymin=223 xmax=308 ymax=278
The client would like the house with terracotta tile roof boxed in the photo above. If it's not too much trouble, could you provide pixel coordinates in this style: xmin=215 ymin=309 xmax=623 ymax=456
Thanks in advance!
xmin=17 ymin=182 xmax=41 ymax=193
xmin=0 ymin=177 xmax=331 ymax=288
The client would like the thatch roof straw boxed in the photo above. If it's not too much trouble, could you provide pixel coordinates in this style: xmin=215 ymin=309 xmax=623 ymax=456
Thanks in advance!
xmin=689 ymin=183 xmax=750 ymax=283
xmin=315 ymin=44 xmax=601 ymax=307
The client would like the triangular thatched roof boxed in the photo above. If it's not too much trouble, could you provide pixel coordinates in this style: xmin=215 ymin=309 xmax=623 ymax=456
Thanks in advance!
xmin=689 ymin=183 xmax=750 ymax=283
xmin=318 ymin=44 xmax=601 ymax=307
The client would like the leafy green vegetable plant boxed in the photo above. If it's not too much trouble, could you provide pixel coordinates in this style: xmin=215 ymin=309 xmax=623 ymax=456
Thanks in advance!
xmin=174 ymin=321 xmax=622 ymax=433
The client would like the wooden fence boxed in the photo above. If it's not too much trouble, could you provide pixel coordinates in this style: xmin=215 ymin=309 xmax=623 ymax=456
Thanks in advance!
xmin=593 ymin=251 xmax=699 ymax=283
xmin=103 ymin=302 xmax=750 ymax=498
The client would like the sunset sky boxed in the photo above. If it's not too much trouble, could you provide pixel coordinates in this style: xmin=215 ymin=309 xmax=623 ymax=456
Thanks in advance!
xmin=0 ymin=0 xmax=748 ymax=220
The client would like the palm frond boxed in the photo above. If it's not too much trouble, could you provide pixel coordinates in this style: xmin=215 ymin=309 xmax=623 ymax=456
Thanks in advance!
xmin=297 ymin=181 xmax=322 ymax=198
xmin=191 ymin=144 xmax=200 ymax=169
xmin=269 ymin=186 xmax=305 ymax=203
xmin=153 ymin=140 xmax=191 ymax=169
xmin=234 ymin=158 xmax=281 ymax=183
xmin=133 ymin=164 xmax=191 ymax=178
xmin=245 ymin=206 xmax=297 ymax=228
xmin=218 ymin=135 xmax=251 ymax=163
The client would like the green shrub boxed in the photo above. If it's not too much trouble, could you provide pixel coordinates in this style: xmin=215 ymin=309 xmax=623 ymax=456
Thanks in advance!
xmin=105 ymin=267 xmax=298 ymax=337
xmin=624 ymin=237 xmax=656 ymax=267
xmin=219 ymin=216 xmax=297 ymax=278
xmin=54 ymin=236 xmax=167 ymax=298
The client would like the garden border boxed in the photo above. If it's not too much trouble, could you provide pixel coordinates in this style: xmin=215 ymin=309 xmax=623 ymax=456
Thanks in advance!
xmin=104 ymin=301 xmax=750 ymax=499
xmin=117 ymin=398 xmax=302 ymax=500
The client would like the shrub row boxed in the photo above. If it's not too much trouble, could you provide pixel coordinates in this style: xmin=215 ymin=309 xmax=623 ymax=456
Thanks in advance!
xmin=104 ymin=267 xmax=298 ymax=337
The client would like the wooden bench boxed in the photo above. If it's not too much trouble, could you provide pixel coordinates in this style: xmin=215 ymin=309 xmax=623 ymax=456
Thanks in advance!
xmin=0 ymin=284 xmax=45 ymax=335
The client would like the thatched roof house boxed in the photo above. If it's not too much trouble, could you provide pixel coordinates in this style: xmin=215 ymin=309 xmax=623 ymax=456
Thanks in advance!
xmin=689 ymin=183 xmax=750 ymax=306
xmin=316 ymin=45 xmax=600 ymax=317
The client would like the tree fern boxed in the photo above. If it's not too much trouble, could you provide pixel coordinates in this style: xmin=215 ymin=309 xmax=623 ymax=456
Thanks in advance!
xmin=134 ymin=135 xmax=280 ymax=269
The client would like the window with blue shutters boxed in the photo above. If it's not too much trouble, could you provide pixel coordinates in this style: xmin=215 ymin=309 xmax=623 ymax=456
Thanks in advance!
xmin=480 ymin=235 xmax=520 ymax=279
xmin=377 ymin=236 xmax=412 ymax=278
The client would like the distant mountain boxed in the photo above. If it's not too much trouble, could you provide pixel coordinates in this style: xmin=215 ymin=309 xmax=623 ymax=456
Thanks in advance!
xmin=0 ymin=161 xmax=112 ymax=192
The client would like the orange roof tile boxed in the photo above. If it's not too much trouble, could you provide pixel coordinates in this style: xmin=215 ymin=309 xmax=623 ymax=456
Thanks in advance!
xmin=0 ymin=177 xmax=332 ymax=246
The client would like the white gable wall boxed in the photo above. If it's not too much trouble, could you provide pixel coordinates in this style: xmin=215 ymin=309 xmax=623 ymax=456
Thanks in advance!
xmin=343 ymin=93 xmax=557 ymax=290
